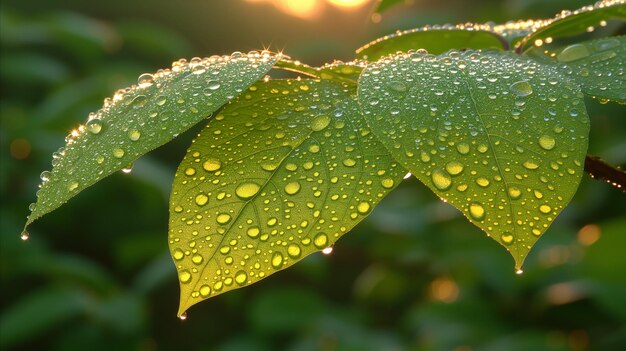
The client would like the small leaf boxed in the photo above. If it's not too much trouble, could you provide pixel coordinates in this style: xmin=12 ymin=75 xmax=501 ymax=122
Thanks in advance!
xmin=527 ymin=35 xmax=626 ymax=103
xmin=358 ymin=50 xmax=589 ymax=269
xmin=518 ymin=0 xmax=626 ymax=52
xmin=356 ymin=26 xmax=507 ymax=61
xmin=274 ymin=57 xmax=364 ymax=84
xmin=169 ymin=79 xmax=405 ymax=315
xmin=25 ymin=51 xmax=279 ymax=230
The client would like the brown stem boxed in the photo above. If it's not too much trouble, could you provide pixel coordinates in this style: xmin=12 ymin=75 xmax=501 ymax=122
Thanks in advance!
xmin=584 ymin=155 xmax=626 ymax=192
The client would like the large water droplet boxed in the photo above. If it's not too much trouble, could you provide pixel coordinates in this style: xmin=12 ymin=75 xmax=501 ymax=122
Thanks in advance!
xmin=195 ymin=193 xmax=209 ymax=206
xmin=357 ymin=202 xmax=371 ymax=214
xmin=86 ymin=119 xmax=103 ymax=134
xmin=469 ymin=203 xmax=485 ymax=221
xmin=445 ymin=161 xmax=464 ymax=176
xmin=431 ymin=169 xmax=452 ymax=190
xmin=179 ymin=270 xmax=192 ymax=283
xmin=314 ymin=233 xmax=328 ymax=248
xmin=271 ymin=252 xmax=283 ymax=268
xmin=311 ymin=115 xmax=331 ymax=131
xmin=203 ymin=158 xmax=222 ymax=172
xmin=113 ymin=148 xmax=125 ymax=158
xmin=557 ymin=43 xmax=590 ymax=63
xmin=284 ymin=182 xmax=301 ymax=195
xmin=235 ymin=182 xmax=261 ymax=199
xmin=216 ymin=213 xmax=232 ymax=224
xmin=509 ymin=80 xmax=533 ymax=97
xmin=128 ymin=129 xmax=141 ymax=141
xmin=287 ymin=244 xmax=301 ymax=258
xmin=207 ymin=80 xmax=221 ymax=90
xmin=235 ymin=271 xmax=247 ymax=285
xmin=538 ymin=135 xmax=556 ymax=150
xmin=20 ymin=230 xmax=29 ymax=241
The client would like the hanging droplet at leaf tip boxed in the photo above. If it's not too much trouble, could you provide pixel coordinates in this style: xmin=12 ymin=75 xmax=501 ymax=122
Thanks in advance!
xmin=20 ymin=230 xmax=29 ymax=241
xmin=322 ymin=247 xmax=333 ymax=255
xmin=515 ymin=269 xmax=524 ymax=275
xmin=179 ymin=312 xmax=187 ymax=321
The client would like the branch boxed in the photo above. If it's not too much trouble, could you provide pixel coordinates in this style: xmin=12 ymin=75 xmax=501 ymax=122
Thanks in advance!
xmin=584 ymin=155 xmax=626 ymax=192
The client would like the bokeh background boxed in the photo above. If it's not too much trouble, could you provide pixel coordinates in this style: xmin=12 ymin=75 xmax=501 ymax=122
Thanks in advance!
xmin=1 ymin=0 xmax=625 ymax=350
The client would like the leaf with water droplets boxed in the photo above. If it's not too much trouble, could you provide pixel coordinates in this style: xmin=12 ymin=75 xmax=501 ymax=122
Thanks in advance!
xmin=358 ymin=49 xmax=589 ymax=269
xmin=527 ymin=35 xmax=626 ymax=103
xmin=356 ymin=26 xmax=507 ymax=61
xmin=25 ymin=51 xmax=279 ymax=230
xmin=518 ymin=0 xmax=625 ymax=52
xmin=169 ymin=78 xmax=405 ymax=315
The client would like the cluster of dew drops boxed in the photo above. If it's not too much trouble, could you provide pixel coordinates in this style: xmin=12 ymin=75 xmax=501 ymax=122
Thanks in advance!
xmin=22 ymin=50 xmax=277 ymax=242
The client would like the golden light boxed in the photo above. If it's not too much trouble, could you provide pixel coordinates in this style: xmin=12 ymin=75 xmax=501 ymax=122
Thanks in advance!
xmin=429 ymin=276 xmax=459 ymax=303
xmin=326 ymin=0 xmax=370 ymax=8
xmin=577 ymin=224 xmax=601 ymax=246
xmin=244 ymin=0 xmax=371 ymax=20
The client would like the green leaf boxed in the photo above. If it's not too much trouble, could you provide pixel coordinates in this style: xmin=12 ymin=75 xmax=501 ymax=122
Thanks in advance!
xmin=518 ymin=0 xmax=626 ymax=52
xmin=356 ymin=26 xmax=507 ymax=61
xmin=25 ymin=52 xmax=278 ymax=231
xmin=526 ymin=35 xmax=626 ymax=103
xmin=169 ymin=79 xmax=405 ymax=315
xmin=358 ymin=50 xmax=589 ymax=269
xmin=274 ymin=57 xmax=364 ymax=84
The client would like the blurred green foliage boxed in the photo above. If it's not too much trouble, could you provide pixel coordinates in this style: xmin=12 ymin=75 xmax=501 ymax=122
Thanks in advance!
xmin=1 ymin=1 xmax=625 ymax=350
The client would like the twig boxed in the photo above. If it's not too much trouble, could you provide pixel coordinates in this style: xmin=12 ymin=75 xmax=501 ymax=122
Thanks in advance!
xmin=584 ymin=155 xmax=626 ymax=192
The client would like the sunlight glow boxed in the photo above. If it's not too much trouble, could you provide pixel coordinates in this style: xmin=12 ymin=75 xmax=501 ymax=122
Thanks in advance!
xmin=245 ymin=0 xmax=371 ymax=19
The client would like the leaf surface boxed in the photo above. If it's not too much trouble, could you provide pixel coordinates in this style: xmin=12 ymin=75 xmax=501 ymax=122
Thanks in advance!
xmin=527 ymin=35 xmax=626 ymax=103
xmin=358 ymin=50 xmax=589 ymax=268
xmin=169 ymin=79 xmax=405 ymax=315
xmin=25 ymin=52 xmax=278 ymax=230
xmin=518 ymin=0 xmax=626 ymax=52
xmin=356 ymin=26 xmax=506 ymax=61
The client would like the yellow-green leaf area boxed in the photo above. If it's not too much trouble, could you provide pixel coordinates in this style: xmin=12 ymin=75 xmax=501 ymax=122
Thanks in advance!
xmin=26 ymin=52 xmax=279 ymax=230
xmin=169 ymin=79 xmax=405 ymax=316
xmin=358 ymin=50 xmax=589 ymax=269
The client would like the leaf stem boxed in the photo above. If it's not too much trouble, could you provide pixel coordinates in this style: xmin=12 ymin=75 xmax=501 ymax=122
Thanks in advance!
xmin=584 ymin=155 xmax=626 ymax=191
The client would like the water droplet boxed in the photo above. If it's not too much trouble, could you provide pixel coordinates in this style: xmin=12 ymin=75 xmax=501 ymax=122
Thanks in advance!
xmin=508 ymin=187 xmax=522 ymax=199
xmin=469 ymin=203 xmax=485 ymax=221
xmin=130 ymin=95 xmax=147 ymax=109
xmin=172 ymin=248 xmax=184 ymax=260
xmin=343 ymin=158 xmax=356 ymax=167
xmin=121 ymin=163 xmax=133 ymax=174
xmin=557 ymin=43 xmax=590 ymax=63
xmin=381 ymin=178 xmax=395 ymax=189
xmin=388 ymin=80 xmax=407 ymax=92
xmin=86 ymin=119 xmax=103 ymax=134
xmin=247 ymin=226 xmax=260 ymax=238
xmin=287 ymin=244 xmax=301 ymax=258
xmin=357 ymin=202 xmax=371 ymax=214
xmin=284 ymin=182 xmax=301 ymax=195
xmin=431 ymin=169 xmax=452 ymax=190
xmin=113 ymin=148 xmax=125 ymax=158
xmin=322 ymin=247 xmax=333 ymax=255
xmin=128 ymin=129 xmax=141 ymax=141
xmin=20 ymin=230 xmax=29 ymax=241
xmin=156 ymin=95 xmax=167 ymax=106
xmin=203 ymin=158 xmax=221 ymax=172
xmin=191 ymin=254 xmax=204 ymax=264
xmin=207 ymin=80 xmax=221 ymax=90
xmin=539 ymin=205 xmax=552 ymax=214
xmin=40 ymin=171 xmax=51 ymax=182
xmin=195 ymin=193 xmax=209 ymax=206
xmin=185 ymin=167 xmax=196 ymax=176
xmin=445 ymin=161 xmax=464 ymax=175
xmin=523 ymin=160 xmax=539 ymax=170
xmin=311 ymin=115 xmax=331 ymax=131
xmin=68 ymin=181 xmax=79 ymax=192
xmin=137 ymin=73 xmax=154 ymax=88
xmin=216 ymin=213 xmax=232 ymax=224
xmin=179 ymin=312 xmax=187 ymax=320
xmin=476 ymin=177 xmax=490 ymax=187
xmin=456 ymin=143 xmax=470 ymax=155
xmin=199 ymin=285 xmax=211 ymax=297
xmin=515 ymin=269 xmax=524 ymax=275
xmin=509 ymin=80 xmax=533 ymax=97
xmin=271 ymin=252 xmax=283 ymax=268
xmin=538 ymin=135 xmax=556 ymax=150
xmin=179 ymin=270 xmax=192 ymax=283
xmin=235 ymin=271 xmax=247 ymax=285
xmin=235 ymin=182 xmax=260 ymax=199
xmin=314 ymin=233 xmax=328 ymax=248
xmin=501 ymin=233 xmax=514 ymax=245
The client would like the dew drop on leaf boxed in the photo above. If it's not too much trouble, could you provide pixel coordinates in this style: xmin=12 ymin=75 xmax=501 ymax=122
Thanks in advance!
xmin=431 ymin=169 xmax=452 ymax=190
xmin=556 ymin=43 xmax=590 ymax=63
xmin=235 ymin=182 xmax=261 ymax=199
xmin=203 ymin=158 xmax=222 ymax=172
xmin=538 ymin=135 xmax=556 ymax=150
xmin=86 ymin=119 xmax=103 ymax=134
xmin=509 ymin=80 xmax=533 ymax=97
